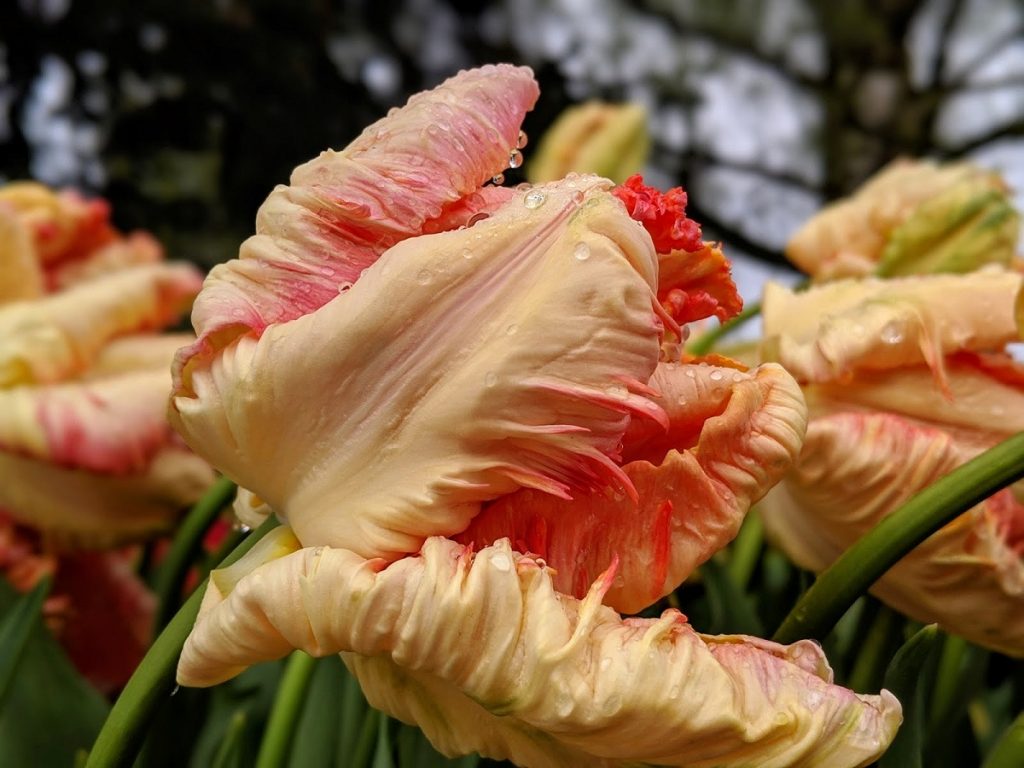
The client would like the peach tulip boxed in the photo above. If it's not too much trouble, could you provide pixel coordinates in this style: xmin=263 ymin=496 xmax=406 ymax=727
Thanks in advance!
xmin=759 ymin=268 xmax=1024 ymax=656
xmin=171 ymin=65 xmax=900 ymax=767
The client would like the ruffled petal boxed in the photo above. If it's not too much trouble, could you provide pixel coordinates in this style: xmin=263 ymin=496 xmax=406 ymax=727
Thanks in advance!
xmin=760 ymin=411 xmax=1024 ymax=656
xmin=761 ymin=268 xmax=1023 ymax=384
xmin=0 ymin=369 xmax=181 ymax=473
xmin=179 ymin=535 xmax=900 ymax=768
xmin=456 ymin=362 xmax=806 ymax=612
xmin=0 ymin=447 xmax=214 ymax=547
xmin=0 ymin=263 xmax=203 ymax=387
xmin=171 ymin=179 xmax=664 ymax=559
xmin=177 ymin=64 xmax=539 ymax=382
xmin=656 ymin=241 xmax=742 ymax=326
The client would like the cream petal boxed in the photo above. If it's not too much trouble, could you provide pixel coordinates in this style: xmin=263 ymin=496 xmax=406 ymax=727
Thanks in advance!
xmin=177 ymin=65 xmax=539 ymax=384
xmin=0 ymin=447 xmax=214 ymax=547
xmin=760 ymin=411 xmax=1024 ymax=656
xmin=179 ymin=536 xmax=900 ymax=768
xmin=0 ymin=369 xmax=178 ymax=473
xmin=0 ymin=263 xmax=202 ymax=386
xmin=457 ymin=362 xmax=806 ymax=612
xmin=48 ymin=231 xmax=163 ymax=290
xmin=83 ymin=333 xmax=196 ymax=379
xmin=0 ymin=204 xmax=44 ymax=303
xmin=171 ymin=180 xmax=664 ymax=559
xmin=232 ymin=486 xmax=273 ymax=530
xmin=760 ymin=268 xmax=1023 ymax=384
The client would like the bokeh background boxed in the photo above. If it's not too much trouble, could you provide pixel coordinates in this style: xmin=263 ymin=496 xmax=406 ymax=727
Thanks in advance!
xmin=2 ymin=0 xmax=1022 ymax=294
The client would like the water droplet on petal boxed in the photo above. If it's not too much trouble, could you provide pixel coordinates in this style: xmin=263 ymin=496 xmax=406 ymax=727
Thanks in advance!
xmin=461 ymin=248 xmax=473 ymax=260
xmin=571 ymin=190 xmax=585 ymax=205
xmin=426 ymin=124 xmax=440 ymax=136
xmin=485 ymin=371 xmax=497 ymax=387
xmin=573 ymin=242 xmax=591 ymax=261
xmin=516 ymin=129 xmax=528 ymax=149
xmin=680 ymin=325 xmax=692 ymax=341
xmin=709 ymin=370 xmax=723 ymax=381
xmin=490 ymin=552 xmax=511 ymax=571
xmin=880 ymin=321 xmax=904 ymax=344
xmin=505 ymin=323 xmax=518 ymax=335
xmin=677 ymin=395 xmax=687 ymax=405
xmin=732 ymin=373 xmax=744 ymax=383
xmin=491 ymin=172 xmax=505 ymax=186
xmin=599 ymin=657 xmax=613 ymax=671
xmin=467 ymin=212 xmax=489 ymax=226
xmin=524 ymin=189 xmax=546 ymax=209
xmin=607 ymin=384 xmax=628 ymax=399
xmin=508 ymin=148 xmax=523 ymax=169
xmin=416 ymin=269 xmax=432 ymax=285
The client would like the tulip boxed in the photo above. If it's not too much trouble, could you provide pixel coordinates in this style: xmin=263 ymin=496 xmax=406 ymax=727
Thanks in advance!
xmin=786 ymin=159 xmax=1021 ymax=281
xmin=171 ymin=65 xmax=900 ymax=766
xmin=759 ymin=268 xmax=1024 ymax=656
xmin=0 ymin=185 xmax=215 ymax=689
xmin=527 ymin=101 xmax=649 ymax=185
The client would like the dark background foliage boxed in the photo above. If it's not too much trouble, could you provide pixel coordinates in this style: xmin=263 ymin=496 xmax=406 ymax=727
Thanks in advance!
xmin=1 ymin=0 xmax=1022 ymax=275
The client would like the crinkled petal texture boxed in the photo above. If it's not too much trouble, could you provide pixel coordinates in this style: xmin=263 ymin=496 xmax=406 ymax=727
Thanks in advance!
xmin=171 ymin=179 xmax=665 ymax=559
xmin=760 ymin=411 xmax=1024 ymax=656
xmin=179 ymin=533 xmax=899 ymax=767
xmin=761 ymin=268 xmax=1024 ymax=656
xmin=457 ymin=361 xmax=806 ymax=612
xmin=761 ymin=268 xmax=1023 ymax=385
xmin=176 ymin=64 xmax=539 ymax=379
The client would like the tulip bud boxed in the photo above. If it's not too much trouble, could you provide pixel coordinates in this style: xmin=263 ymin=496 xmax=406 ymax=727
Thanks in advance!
xmin=787 ymin=159 xmax=1021 ymax=280
xmin=527 ymin=101 xmax=648 ymax=184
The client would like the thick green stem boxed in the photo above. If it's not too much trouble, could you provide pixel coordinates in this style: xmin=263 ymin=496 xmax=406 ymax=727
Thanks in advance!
xmin=255 ymin=651 xmax=318 ymax=768
xmin=85 ymin=516 xmax=279 ymax=768
xmin=686 ymin=301 xmax=762 ymax=356
xmin=773 ymin=431 xmax=1024 ymax=645
xmin=983 ymin=712 xmax=1024 ymax=768
xmin=154 ymin=477 xmax=238 ymax=628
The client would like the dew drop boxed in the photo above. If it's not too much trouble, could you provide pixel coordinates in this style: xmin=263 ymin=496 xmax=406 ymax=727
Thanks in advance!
xmin=677 ymin=395 xmax=687 ymax=405
xmin=170 ymin=685 xmax=180 ymax=697
xmin=571 ymin=190 xmax=585 ymax=204
xmin=508 ymin=148 xmax=523 ymax=169
xmin=685 ymin=369 xmax=696 ymax=378
xmin=416 ymin=269 xmax=432 ymax=285
xmin=337 ymin=281 xmax=353 ymax=294
xmin=608 ymin=384 xmax=628 ymax=399
xmin=461 ymin=248 xmax=473 ymax=260
xmin=516 ymin=129 xmax=528 ymax=149
xmin=680 ymin=325 xmax=692 ymax=341
xmin=485 ymin=371 xmax=497 ymax=387
xmin=491 ymin=172 xmax=505 ymax=186
xmin=880 ymin=321 xmax=904 ymax=344
xmin=709 ymin=370 xmax=723 ymax=381
xmin=573 ymin=242 xmax=591 ymax=261
xmin=524 ymin=189 xmax=546 ymax=209
xmin=426 ymin=124 xmax=440 ymax=136
xmin=599 ymin=657 xmax=613 ymax=671
xmin=602 ymin=695 xmax=622 ymax=715
xmin=732 ymin=373 xmax=744 ymax=383
xmin=467 ymin=212 xmax=489 ymax=226
xmin=668 ymin=685 xmax=681 ymax=699
xmin=490 ymin=552 xmax=511 ymax=571
xmin=505 ymin=323 xmax=518 ymax=336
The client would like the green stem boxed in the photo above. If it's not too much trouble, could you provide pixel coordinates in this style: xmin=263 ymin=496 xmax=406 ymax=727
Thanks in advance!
xmin=773 ymin=430 xmax=1024 ymax=645
xmin=154 ymin=477 xmax=238 ymax=628
xmin=726 ymin=510 xmax=763 ymax=590
xmin=85 ymin=516 xmax=279 ymax=768
xmin=686 ymin=301 xmax=762 ymax=356
xmin=846 ymin=605 xmax=901 ymax=694
xmin=255 ymin=652 xmax=318 ymax=768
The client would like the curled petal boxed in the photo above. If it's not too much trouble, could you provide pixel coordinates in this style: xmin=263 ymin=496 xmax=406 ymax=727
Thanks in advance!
xmin=171 ymin=180 xmax=664 ymax=559
xmin=232 ymin=486 xmax=273 ymax=530
xmin=657 ymin=242 xmax=742 ymax=326
xmin=761 ymin=268 xmax=1023 ymax=385
xmin=0 ymin=447 xmax=214 ymax=547
xmin=0 ymin=369 xmax=181 ymax=473
xmin=48 ymin=231 xmax=163 ymax=291
xmin=457 ymin=362 xmax=806 ymax=612
xmin=760 ymin=411 xmax=1024 ymax=656
xmin=0 ymin=263 xmax=202 ymax=387
xmin=179 ymin=536 xmax=900 ymax=767
xmin=177 ymin=64 xmax=539 ymax=382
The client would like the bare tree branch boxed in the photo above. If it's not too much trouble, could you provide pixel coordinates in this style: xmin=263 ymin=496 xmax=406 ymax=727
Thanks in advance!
xmin=937 ymin=118 xmax=1024 ymax=157
xmin=944 ymin=25 xmax=1024 ymax=88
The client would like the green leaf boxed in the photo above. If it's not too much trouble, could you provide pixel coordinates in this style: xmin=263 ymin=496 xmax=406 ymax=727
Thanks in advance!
xmin=337 ymin=664 xmax=372 ymax=765
xmin=773 ymin=431 xmax=1024 ymax=645
xmin=85 ymin=516 xmax=280 ymax=768
xmin=0 ymin=575 xmax=51 ymax=709
xmin=879 ymin=625 xmax=942 ymax=768
xmin=371 ymin=711 xmax=394 ymax=768
xmin=983 ymin=712 xmax=1024 ymax=768
xmin=699 ymin=555 xmax=764 ymax=636
xmin=0 ymin=580 xmax=109 ymax=766
xmin=210 ymin=711 xmax=249 ymax=768
xmin=287 ymin=655 xmax=349 ymax=768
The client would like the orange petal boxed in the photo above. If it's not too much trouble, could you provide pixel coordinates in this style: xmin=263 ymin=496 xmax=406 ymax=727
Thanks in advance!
xmin=760 ymin=411 xmax=1024 ymax=656
xmin=178 ymin=536 xmax=900 ymax=768
xmin=456 ymin=362 xmax=805 ymax=612
xmin=657 ymin=242 xmax=743 ymax=325
xmin=0 ymin=263 xmax=202 ymax=386
xmin=176 ymin=65 xmax=540 ymax=385
xmin=0 ymin=203 xmax=44 ymax=303
xmin=171 ymin=180 xmax=664 ymax=559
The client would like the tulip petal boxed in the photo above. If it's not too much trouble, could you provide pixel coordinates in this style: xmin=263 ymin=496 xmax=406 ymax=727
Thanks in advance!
xmin=656 ymin=241 xmax=742 ymax=326
xmin=0 ymin=263 xmax=203 ymax=387
xmin=48 ymin=231 xmax=164 ymax=291
xmin=456 ymin=362 xmax=805 ymax=612
xmin=172 ymin=180 xmax=665 ymax=559
xmin=0 ymin=204 xmax=43 ymax=303
xmin=761 ymin=268 xmax=1023 ymax=385
xmin=179 ymin=535 xmax=900 ymax=767
xmin=0 ymin=447 xmax=214 ymax=546
xmin=177 ymin=64 xmax=539 ymax=383
xmin=760 ymin=411 xmax=1024 ymax=656
xmin=0 ymin=369 xmax=182 ymax=473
